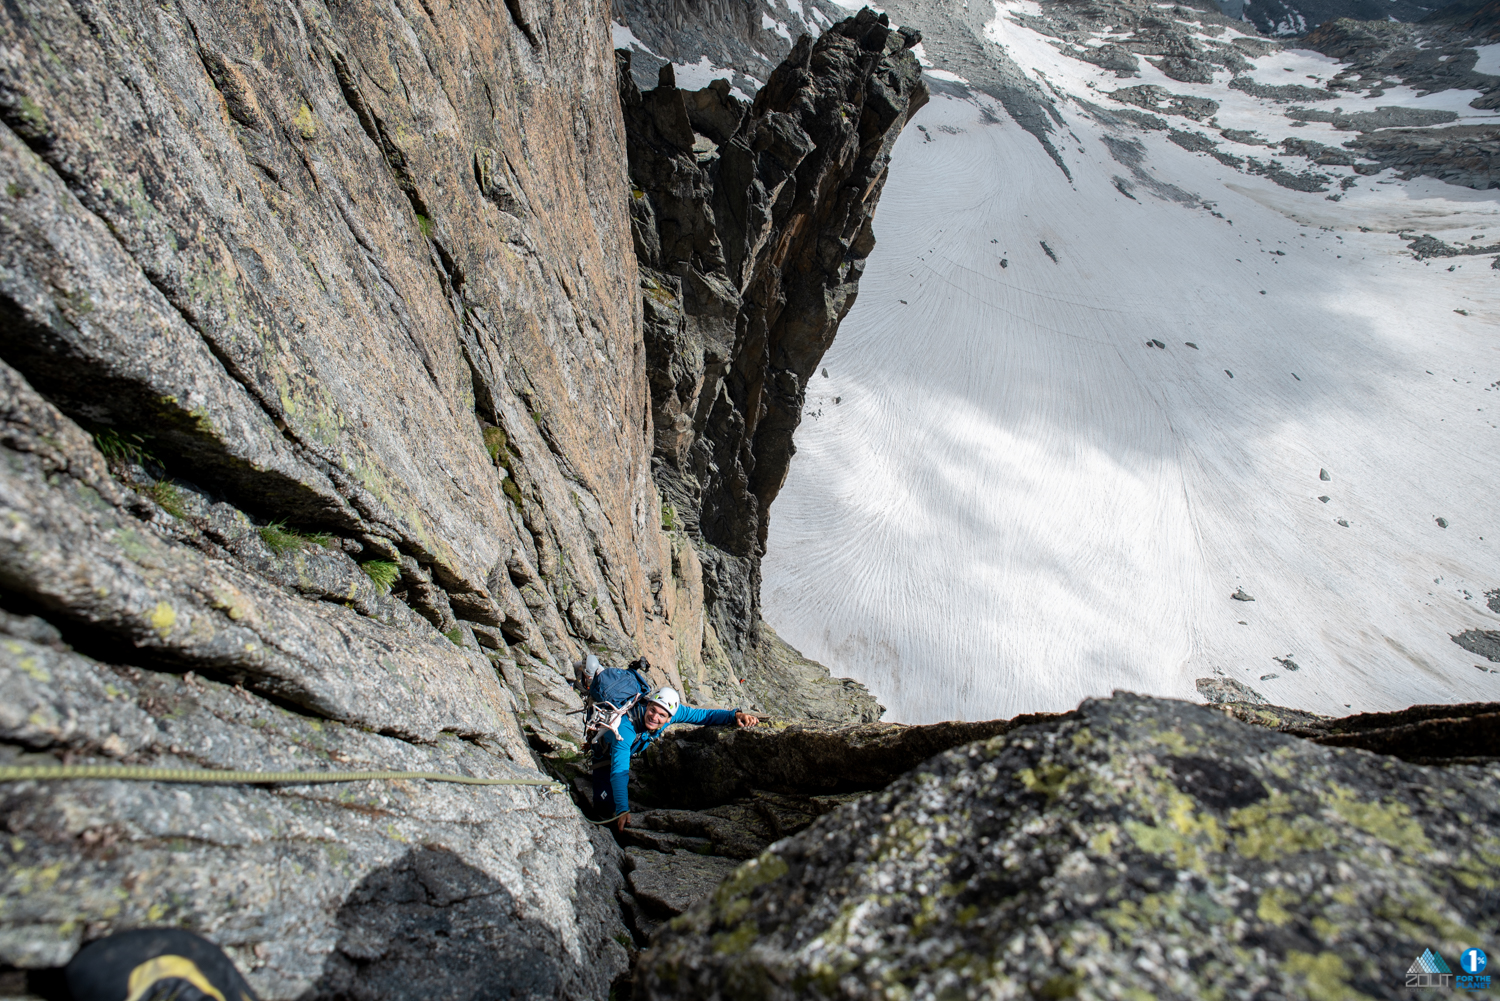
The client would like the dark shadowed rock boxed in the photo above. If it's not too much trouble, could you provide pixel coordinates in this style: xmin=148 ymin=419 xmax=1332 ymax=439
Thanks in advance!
xmin=308 ymin=846 xmax=615 ymax=1001
xmin=630 ymin=715 xmax=1057 ymax=808
xmin=1271 ymin=699 xmax=1500 ymax=762
xmin=627 ymin=849 xmax=744 ymax=919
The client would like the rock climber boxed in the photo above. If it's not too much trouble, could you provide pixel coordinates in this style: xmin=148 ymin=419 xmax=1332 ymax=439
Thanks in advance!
xmin=593 ymin=684 xmax=758 ymax=833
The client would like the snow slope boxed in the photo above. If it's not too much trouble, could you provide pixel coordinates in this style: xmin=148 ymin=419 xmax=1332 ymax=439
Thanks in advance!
xmin=761 ymin=4 xmax=1500 ymax=723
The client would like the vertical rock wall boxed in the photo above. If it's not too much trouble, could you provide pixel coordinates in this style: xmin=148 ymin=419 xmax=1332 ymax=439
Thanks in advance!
xmin=0 ymin=0 xmax=660 ymax=993
xmin=619 ymin=10 xmax=928 ymax=711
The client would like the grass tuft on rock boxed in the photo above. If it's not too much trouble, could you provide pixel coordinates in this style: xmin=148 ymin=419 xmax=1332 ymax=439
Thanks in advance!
xmin=502 ymin=476 xmax=524 ymax=510
xmin=94 ymin=428 xmax=155 ymax=468
xmin=482 ymin=425 xmax=509 ymax=461
xmin=361 ymin=559 xmax=401 ymax=592
xmin=259 ymin=521 xmax=334 ymax=554
xmin=142 ymin=480 xmax=187 ymax=519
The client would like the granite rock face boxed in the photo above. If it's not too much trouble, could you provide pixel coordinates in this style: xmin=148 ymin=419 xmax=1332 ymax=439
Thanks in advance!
xmin=621 ymin=9 xmax=927 ymax=702
xmin=0 ymin=0 xmax=929 ymax=989
xmin=0 ymin=609 xmax=629 ymax=997
xmin=639 ymin=693 xmax=1500 ymax=1000
xmin=0 ymin=0 xmax=659 ymax=991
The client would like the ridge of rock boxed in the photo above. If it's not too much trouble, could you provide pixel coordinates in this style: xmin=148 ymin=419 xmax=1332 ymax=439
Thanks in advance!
xmin=619 ymin=7 xmax=928 ymax=705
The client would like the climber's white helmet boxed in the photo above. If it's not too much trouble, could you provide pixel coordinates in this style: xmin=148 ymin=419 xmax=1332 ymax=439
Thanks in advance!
xmin=645 ymin=686 xmax=680 ymax=717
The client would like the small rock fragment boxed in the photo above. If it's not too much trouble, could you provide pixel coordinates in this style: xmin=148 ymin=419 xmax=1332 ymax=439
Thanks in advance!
xmin=1318 ymin=495 xmax=1330 ymax=503
xmin=1337 ymin=519 xmax=1350 ymax=527
xmin=1231 ymin=588 xmax=1255 ymax=602
xmin=1194 ymin=677 xmax=1265 ymax=704
xmin=1185 ymin=342 xmax=1198 ymax=349
xmin=1436 ymin=517 xmax=1448 ymax=528
xmin=1259 ymin=673 xmax=1280 ymax=681
xmin=1225 ymin=369 xmax=1234 ymax=378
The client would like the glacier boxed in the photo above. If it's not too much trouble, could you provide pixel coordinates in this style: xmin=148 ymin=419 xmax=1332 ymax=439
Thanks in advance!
xmin=762 ymin=1 xmax=1500 ymax=722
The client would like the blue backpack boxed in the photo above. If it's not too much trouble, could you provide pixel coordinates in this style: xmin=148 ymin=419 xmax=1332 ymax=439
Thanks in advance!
xmin=578 ymin=658 xmax=652 ymax=749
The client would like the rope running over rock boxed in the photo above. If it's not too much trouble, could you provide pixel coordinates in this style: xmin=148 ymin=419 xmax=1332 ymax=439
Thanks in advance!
xmin=0 ymin=763 xmax=564 ymax=791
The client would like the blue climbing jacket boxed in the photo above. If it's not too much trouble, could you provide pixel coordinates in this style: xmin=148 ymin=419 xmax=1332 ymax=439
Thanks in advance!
xmin=595 ymin=704 xmax=738 ymax=815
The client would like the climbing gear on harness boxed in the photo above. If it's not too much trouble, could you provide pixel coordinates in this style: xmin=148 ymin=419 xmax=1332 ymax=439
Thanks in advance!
xmin=644 ymin=686 xmax=680 ymax=717
xmin=580 ymin=660 xmax=653 ymax=750
xmin=0 ymin=763 xmax=563 ymax=791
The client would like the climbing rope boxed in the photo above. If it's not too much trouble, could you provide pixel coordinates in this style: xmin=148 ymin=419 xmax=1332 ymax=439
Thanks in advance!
xmin=0 ymin=763 xmax=564 ymax=791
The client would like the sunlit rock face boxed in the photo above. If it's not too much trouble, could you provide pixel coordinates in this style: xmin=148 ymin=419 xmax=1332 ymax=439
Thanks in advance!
xmin=763 ymin=0 xmax=1500 ymax=723
xmin=0 ymin=0 xmax=653 ymax=991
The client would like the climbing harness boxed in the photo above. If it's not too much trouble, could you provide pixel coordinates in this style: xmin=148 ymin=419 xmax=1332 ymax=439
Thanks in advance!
xmin=0 ymin=763 xmax=563 ymax=791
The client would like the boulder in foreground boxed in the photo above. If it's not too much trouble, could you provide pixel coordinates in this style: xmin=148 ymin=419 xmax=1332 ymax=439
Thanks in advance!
xmin=639 ymin=693 xmax=1499 ymax=999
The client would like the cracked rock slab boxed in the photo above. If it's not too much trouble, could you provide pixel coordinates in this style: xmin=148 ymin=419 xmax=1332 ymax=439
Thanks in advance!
xmin=626 ymin=848 xmax=742 ymax=919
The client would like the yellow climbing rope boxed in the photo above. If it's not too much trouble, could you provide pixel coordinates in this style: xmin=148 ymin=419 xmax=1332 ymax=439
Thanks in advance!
xmin=0 ymin=763 xmax=563 ymax=791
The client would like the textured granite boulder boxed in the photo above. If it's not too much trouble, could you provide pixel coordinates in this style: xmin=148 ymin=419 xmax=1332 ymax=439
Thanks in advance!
xmin=638 ymin=693 xmax=1500 ymax=999
xmin=0 ymin=618 xmax=629 ymax=998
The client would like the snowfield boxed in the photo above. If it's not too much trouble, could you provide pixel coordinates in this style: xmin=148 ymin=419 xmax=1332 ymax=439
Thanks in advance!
xmin=761 ymin=4 xmax=1500 ymax=723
